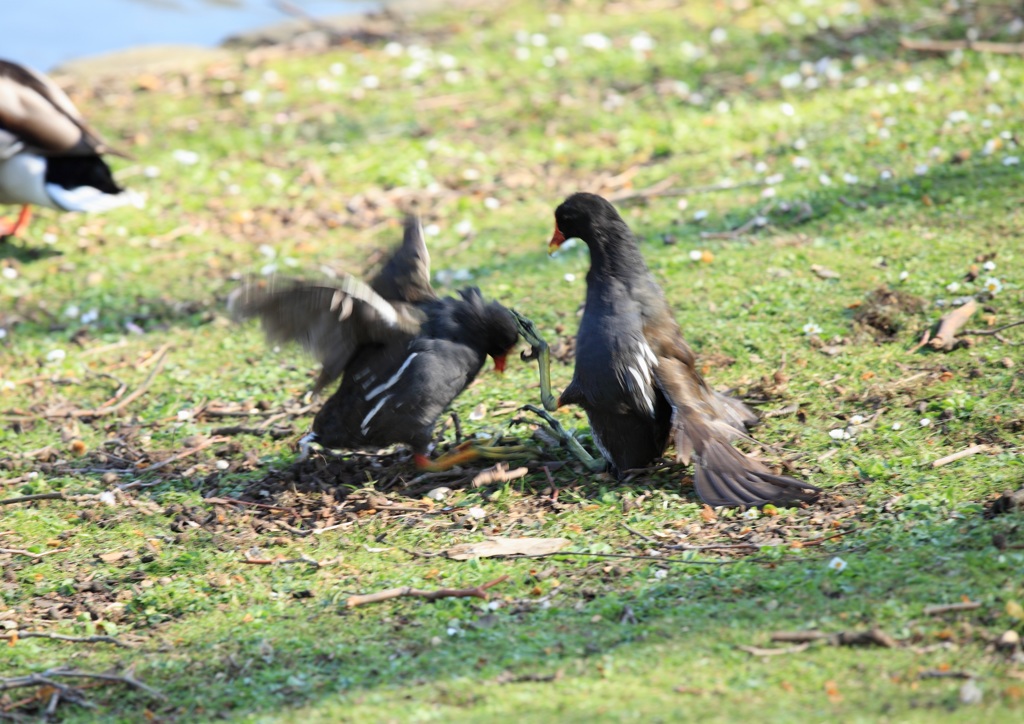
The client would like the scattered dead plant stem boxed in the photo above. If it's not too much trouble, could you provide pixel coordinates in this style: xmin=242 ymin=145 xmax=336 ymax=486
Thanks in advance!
xmin=345 ymin=574 xmax=509 ymax=608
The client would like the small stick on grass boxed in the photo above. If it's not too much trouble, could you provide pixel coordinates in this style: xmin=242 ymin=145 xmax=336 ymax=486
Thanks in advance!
xmin=927 ymin=300 xmax=977 ymax=352
xmin=345 ymin=574 xmax=509 ymax=608
xmin=0 ymin=492 xmax=65 ymax=507
xmin=68 ymin=344 xmax=171 ymax=419
xmin=738 ymin=643 xmax=811 ymax=656
xmin=0 ymin=667 xmax=164 ymax=701
xmin=963 ymin=319 xmax=1024 ymax=336
xmin=471 ymin=462 xmax=528 ymax=488
xmin=3 ymin=631 xmax=132 ymax=648
xmin=929 ymin=444 xmax=989 ymax=468
xmin=924 ymin=601 xmax=982 ymax=615
xmin=0 ymin=547 xmax=70 ymax=560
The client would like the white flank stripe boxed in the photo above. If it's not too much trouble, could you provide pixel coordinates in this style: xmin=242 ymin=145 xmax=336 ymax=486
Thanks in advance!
xmin=627 ymin=366 xmax=654 ymax=414
xmin=361 ymin=395 xmax=391 ymax=436
xmin=367 ymin=353 xmax=418 ymax=399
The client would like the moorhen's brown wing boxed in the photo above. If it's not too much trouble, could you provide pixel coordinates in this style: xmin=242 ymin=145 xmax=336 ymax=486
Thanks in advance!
xmin=369 ymin=215 xmax=436 ymax=304
xmin=228 ymin=275 xmax=422 ymax=393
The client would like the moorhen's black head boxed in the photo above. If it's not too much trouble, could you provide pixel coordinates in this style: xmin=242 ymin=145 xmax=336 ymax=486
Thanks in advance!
xmin=429 ymin=287 xmax=520 ymax=372
xmin=549 ymin=192 xmax=632 ymax=253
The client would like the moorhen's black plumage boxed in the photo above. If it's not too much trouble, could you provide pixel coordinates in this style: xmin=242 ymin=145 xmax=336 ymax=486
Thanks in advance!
xmin=230 ymin=217 xmax=519 ymax=468
xmin=548 ymin=193 xmax=820 ymax=507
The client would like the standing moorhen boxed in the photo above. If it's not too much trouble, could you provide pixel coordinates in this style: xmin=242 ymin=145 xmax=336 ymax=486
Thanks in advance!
xmin=0 ymin=59 xmax=142 ymax=238
xmin=547 ymin=192 xmax=820 ymax=507
xmin=230 ymin=216 xmax=520 ymax=469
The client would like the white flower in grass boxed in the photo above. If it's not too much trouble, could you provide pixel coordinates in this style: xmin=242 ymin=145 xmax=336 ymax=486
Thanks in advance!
xmin=984 ymin=277 xmax=1003 ymax=295
xmin=780 ymin=72 xmax=802 ymax=90
xmin=581 ymin=32 xmax=611 ymax=51
xmin=919 ymin=418 xmax=932 ymax=427
xmin=899 ymin=270 xmax=909 ymax=281
xmin=693 ymin=210 xmax=708 ymax=222
xmin=0 ymin=328 xmax=7 ymax=340
xmin=46 ymin=349 xmax=66 ymax=363
xmin=631 ymin=33 xmax=655 ymax=53
xmin=792 ymin=156 xmax=811 ymax=170
xmin=842 ymin=173 xmax=859 ymax=184
xmin=903 ymin=77 xmax=923 ymax=93
xmin=360 ymin=75 xmax=380 ymax=89
xmin=172 ymin=149 xmax=199 ymax=165
xmin=818 ymin=173 xmax=832 ymax=186
xmin=483 ymin=196 xmax=500 ymax=210
xmin=741 ymin=508 xmax=760 ymax=520
xmin=1003 ymin=156 xmax=1020 ymax=166
xmin=81 ymin=309 xmax=99 ymax=324
xmin=829 ymin=428 xmax=851 ymax=440
xmin=849 ymin=414 xmax=865 ymax=425
xmin=65 ymin=305 xmax=80 ymax=319
xmin=780 ymin=103 xmax=795 ymax=116
xmin=946 ymin=282 xmax=961 ymax=293
xmin=709 ymin=28 xmax=727 ymax=45
xmin=241 ymin=89 xmax=262 ymax=105
xmin=766 ymin=173 xmax=785 ymax=184
xmin=803 ymin=322 xmax=822 ymax=336
xmin=987 ymin=69 xmax=1001 ymax=84
xmin=891 ymin=422 xmax=902 ymax=430
xmin=514 ymin=47 xmax=530 ymax=61
xmin=828 ymin=557 xmax=847 ymax=572
xmin=563 ymin=273 xmax=576 ymax=283
xmin=689 ymin=250 xmax=703 ymax=261
xmin=983 ymin=261 xmax=996 ymax=272
xmin=424 ymin=224 xmax=440 ymax=237
xmin=914 ymin=164 xmax=929 ymax=176
xmin=454 ymin=220 xmax=473 ymax=236
xmin=762 ymin=187 xmax=777 ymax=199
xmin=879 ymin=169 xmax=893 ymax=181
xmin=793 ymin=137 xmax=807 ymax=151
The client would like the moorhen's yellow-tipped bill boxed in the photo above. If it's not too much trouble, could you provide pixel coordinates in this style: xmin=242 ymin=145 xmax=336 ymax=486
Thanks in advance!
xmin=548 ymin=224 xmax=566 ymax=254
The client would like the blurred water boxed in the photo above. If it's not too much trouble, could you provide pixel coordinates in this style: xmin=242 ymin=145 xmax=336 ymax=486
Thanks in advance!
xmin=4 ymin=0 xmax=377 ymax=71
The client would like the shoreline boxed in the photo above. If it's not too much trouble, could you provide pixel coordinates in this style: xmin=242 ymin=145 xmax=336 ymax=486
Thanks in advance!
xmin=52 ymin=0 xmax=483 ymax=80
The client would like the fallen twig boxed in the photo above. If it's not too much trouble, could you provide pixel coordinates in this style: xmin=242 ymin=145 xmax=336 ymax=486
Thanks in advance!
xmin=901 ymin=36 xmax=1024 ymax=55
xmin=118 ymin=436 xmax=228 ymax=487
xmin=345 ymin=574 xmax=509 ymax=608
xmin=0 ymin=547 xmax=70 ymax=560
xmin=924 ymin=601 xmax=982 ymax=615
xmin=964 ymin=319 xmax=1024 ymax=336
xmin=738 ymin=643 xmax=812 ymax=656
xmin=619 ymin=522 xmax=657 ymax=543
xmin=929 ymin=444 xmax=989 ymax=468
xmin=0 ymin=492 xmax=65 ymax=507
xmin=471 ymin=462 xmax=528 ymax=488
xmin=68 ymin=345 xmax=170 ymax=419
xmin=700 ymin=202 xmax=774 ymax=240
xmin=0 ymin=667 xmax=164 ymax=701
xmin=919 ymin=668 xmax=975 ymax=679
xmin=770 ymin=628 xmax=899 ymax=648
xmin=241 ymin=554 xmax=321 ymax=568
xmin=926 ymin=300 xmax=977 ymax=352
xmin=203 ymin=496 xmax=296 ymax=513
xmin=3 ymin=631 xmax=132 ymax=648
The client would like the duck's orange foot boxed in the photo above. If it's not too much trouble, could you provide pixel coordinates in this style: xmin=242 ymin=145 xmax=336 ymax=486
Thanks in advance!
xmin=0 ymin=206 xmax=32 ymax=238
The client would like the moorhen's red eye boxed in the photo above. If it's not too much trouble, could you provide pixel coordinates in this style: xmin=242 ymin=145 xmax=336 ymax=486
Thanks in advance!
xmin=549 ymin=193 xmax=820 ymax=508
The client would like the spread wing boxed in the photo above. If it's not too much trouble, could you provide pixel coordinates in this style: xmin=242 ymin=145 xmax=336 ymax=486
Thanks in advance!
xmin=0 ymin=60 xmax=118 ymax=157
xmin=647 ymin=319 xmax=820 ymax=508
xmin=228 ymin=275 xmax=423 ymax=393
xmin=369 ymin=215 xmax=436 ymax=303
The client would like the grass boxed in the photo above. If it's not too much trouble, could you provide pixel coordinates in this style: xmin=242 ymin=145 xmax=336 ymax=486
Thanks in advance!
xmin=2 ymin=0 xmax=1023 ymax=720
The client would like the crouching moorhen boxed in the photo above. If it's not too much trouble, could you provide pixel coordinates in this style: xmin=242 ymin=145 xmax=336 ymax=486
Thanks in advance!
xmin=230 ymin=216 xmax=519 ymax=469
xmin=547 ymin=193 xmax=820 ymax=507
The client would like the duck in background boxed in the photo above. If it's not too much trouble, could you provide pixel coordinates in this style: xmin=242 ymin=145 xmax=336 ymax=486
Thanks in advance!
xmin=0 ymin=59 xmax=143 ymax=239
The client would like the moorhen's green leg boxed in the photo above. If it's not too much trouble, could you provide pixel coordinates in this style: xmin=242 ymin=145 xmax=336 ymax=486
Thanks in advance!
xmin=511 ymin=309 xmax=558 ymax=411
xmin=520 ymin=404 xmax=606 ymax=473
